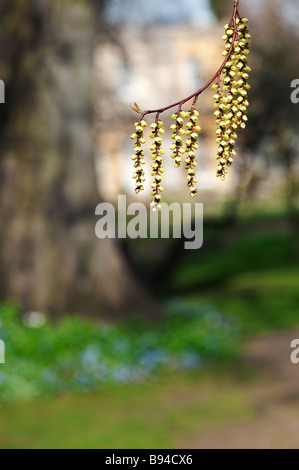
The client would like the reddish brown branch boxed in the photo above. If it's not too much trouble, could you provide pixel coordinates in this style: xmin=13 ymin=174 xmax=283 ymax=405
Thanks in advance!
xmin=134 ymin=0 xmax=241 ymax=120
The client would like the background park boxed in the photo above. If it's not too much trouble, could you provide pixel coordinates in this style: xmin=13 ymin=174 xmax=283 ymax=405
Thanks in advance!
xmin=0 ymin=0 xmax=299 ymax=449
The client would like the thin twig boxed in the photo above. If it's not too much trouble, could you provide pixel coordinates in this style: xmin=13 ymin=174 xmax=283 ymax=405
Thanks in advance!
xmin=135 ymin=0 xmax=241 ymax=121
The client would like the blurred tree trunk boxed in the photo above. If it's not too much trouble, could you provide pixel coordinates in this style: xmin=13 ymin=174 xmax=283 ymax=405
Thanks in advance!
xmin=240 ymin=1 xmax=299 ymax=261
xmin=281 ymin=143 xmax=299 ymax=260
xmin=0 ymin=0 xmax=155 ymax=320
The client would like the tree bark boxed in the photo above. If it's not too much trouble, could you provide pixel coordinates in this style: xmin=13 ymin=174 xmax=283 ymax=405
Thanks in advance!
xmin=0 ymin=0 xmax=156 ymax=321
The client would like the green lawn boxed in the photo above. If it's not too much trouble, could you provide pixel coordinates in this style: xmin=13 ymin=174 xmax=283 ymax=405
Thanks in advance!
xmin=171 ymin=233 xmax=293 ymax=291
xmin=204 ymin=268 xmax=299 ymax=335
xmin=1 ymin=226 xmax=299 ymax=448
xmin=0 ymin=371 xmax=253 ymax=449
xmin=171 ymin=232 xmax=299 ymax=335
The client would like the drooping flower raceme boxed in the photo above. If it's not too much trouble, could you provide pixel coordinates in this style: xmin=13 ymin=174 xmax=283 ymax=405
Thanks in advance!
xmin=130 ymin=0 xmax=250 ymax=209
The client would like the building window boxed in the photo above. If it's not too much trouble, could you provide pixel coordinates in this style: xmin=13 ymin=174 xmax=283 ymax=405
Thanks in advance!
xmin=187 ymin=57 xmax=204 ymax=90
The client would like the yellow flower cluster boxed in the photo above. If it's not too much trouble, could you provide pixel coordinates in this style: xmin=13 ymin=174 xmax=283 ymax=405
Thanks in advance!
xmin=130 ymin=9 xmax=251 ymax=209
xmin=131 ymin=109 xmax=201 ymax=208
xmin=169 ymin=109 xmax=200 ymax=197
xmin=170 ymin=111 xmax=186 ymax=168
xmin=184 ymin=107 xmax=200 ymax=197
xmin=149 ymin=119 xmax=165 ymax=210
xmin=213 ymin=17 xmax=250 ymax=181
xmin=170 ymin=109 xmax=200 ymax=197
xmin=131 ymin=120 xmax=147 ymax=193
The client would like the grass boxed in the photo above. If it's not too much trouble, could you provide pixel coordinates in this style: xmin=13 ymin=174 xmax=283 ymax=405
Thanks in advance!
xmin=0 ymin=370 xmax=253 ymax=449
xmin=171 ymin=233 xmax=293 ymax=290
xmin=171 ymin=232 xmax=299 ymax=335
xmin=1 ymin=222 xmax=299 ymax=448
xmin=209 ymin=268 xmax=299 ymax=335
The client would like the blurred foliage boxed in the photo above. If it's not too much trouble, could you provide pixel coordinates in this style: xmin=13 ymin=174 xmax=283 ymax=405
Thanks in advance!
xmin=172 ymin=230 xmax=299 ymax=335
xmin=0 ymin=301 xmax=239 ymax=403
xmin=172 ymin=233 xmax=293 ymax=290
xmin=211 ymin=267 xmax=299 ymax=335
